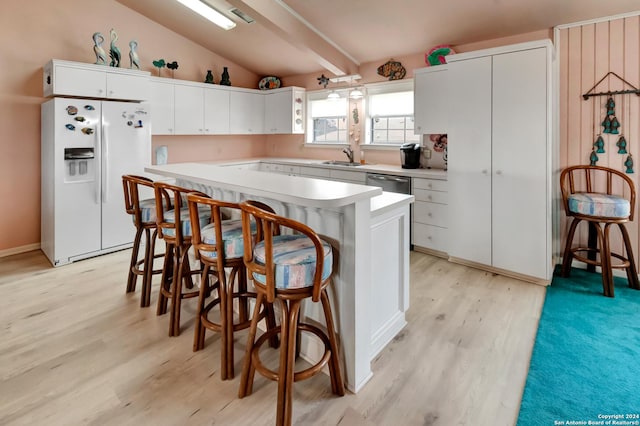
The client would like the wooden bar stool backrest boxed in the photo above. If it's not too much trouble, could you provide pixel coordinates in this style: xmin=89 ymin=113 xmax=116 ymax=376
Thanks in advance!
xmin=560 ymin=165 xmax=635 ymax=221
xmin=153 ymin=181 xmax=191 ymax=245
xmin=122 ymin=175 xmax=155 ymax=227
xmin=240 ymin=200 xmax=324 ymax=303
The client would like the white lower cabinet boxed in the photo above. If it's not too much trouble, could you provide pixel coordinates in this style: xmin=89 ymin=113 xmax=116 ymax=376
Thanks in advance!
xmin=447 ymin=40 xmax=554 ymax=282
xmin=412 ymin=178 xmax=448 ymax=253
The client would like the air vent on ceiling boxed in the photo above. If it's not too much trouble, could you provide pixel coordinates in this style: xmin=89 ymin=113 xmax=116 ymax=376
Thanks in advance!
xmin=230 ymin=8 xmax=255 ymax=24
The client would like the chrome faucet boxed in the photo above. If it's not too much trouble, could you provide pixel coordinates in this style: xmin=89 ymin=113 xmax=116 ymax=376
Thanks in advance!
xmin=342 ymin=146 xmax=354 ymax=163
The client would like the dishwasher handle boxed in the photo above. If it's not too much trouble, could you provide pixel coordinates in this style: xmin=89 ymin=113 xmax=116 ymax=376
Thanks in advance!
xmin=367 ymin=174 xmax=410 ymax=184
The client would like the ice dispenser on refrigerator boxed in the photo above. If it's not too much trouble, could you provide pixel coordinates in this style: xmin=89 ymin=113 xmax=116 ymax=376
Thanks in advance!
xmin=64 ymin=147 xmax=94 ymax=181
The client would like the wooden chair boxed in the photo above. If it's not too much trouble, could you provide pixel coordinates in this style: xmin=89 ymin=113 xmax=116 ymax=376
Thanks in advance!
xmin=560 ymin=165 xmax=640 ymax=296
xmin=122 ymin=175 xmax=166 ymax=307
xmin=187 ymin=193 xmax=278 ymax=380
xmin=154 ymin=182 xmax=212 ymax=336
xmin=237 ymin=200 xmax=344 ymax=426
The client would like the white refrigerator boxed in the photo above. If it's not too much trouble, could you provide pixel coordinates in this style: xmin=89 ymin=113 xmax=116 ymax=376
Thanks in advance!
xmin=41 ymin=97 xmax=151 ymax=266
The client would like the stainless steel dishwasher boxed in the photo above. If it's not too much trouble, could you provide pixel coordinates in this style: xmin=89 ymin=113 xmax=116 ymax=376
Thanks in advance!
xmin=365 ymin=173 xmax=411 ymax=194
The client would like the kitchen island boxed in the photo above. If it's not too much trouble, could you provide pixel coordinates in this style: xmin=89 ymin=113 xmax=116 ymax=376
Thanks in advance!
xmin=146 ymin=162 xmax=414 ymax=392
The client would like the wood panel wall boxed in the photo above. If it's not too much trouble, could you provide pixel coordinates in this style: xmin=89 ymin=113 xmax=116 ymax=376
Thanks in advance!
xmin=557 ymin=14 xmax=640 ymax=266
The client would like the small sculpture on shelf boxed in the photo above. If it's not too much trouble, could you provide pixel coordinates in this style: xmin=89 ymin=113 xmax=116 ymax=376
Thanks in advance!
xmin=92 ymin=32 xmax=107 ymax=65
xmin=109 ymin=28 xmax=121 ymax=67
xmin=152 ymin=59 xmax=166 ymax=76
xmin=220 ymin=67 xmax=231 ymax=86
xmin=166 ymin=61 xmax=179 ymax=78
xmin=129 ymin=40 xmax=140 ymax=70
xmin=204 ymin=70 xmax=214 ymax=84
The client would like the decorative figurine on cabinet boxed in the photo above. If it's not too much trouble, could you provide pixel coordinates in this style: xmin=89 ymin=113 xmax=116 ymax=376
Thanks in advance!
xmin=129 ymin=40 xmax=140 ymax=70
xmin=152 ymin=59 xmax=166 ymax=76
xmin=109 ymin=28 xmax=121 ymax=67
xmin=92 ymin=32 xmax=107 ymax=65
xmin=204 ymin=70 xmax=214 ymax=84
xmin=166 ymin=61 xmax=179 ymax=78
xmin=220 ymin=67 xmax=231 ymax=86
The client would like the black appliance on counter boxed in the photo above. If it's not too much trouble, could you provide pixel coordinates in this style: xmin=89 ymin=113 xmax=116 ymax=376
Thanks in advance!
xmin=400 ymin=142 xmax=421 ymax=169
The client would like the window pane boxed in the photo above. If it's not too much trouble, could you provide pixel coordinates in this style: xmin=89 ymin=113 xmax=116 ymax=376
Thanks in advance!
xmin=373 ymin=117 xmax=387 ymax=129
xmin=388 ymin=117 xmax=405 ymax=129
xmin=388 ymin=129 xmax=406 ymax=143
xmin=373 ymin=129 xmax=388 ymax=141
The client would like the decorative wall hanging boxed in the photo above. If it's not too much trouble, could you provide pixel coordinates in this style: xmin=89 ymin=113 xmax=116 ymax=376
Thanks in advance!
xmin=92 ymin=32 xmax=107 ymax=65
xmin=317 ymin=74 xmax=329 ymax=89
xmin=377 ymin=59 xmax=406 ymax=80
xmin=593 ymin=135 xmax=605 ymax=153
xmin=582 ymin=71 xmax=640 ymax=100
xmin=625 ymin=154 xmax=634 ymax=174
xmin=590 ymin=148 xmax=598 ymax=166
xmin=220 ymin=66 xmax=231 ymax=86
xmin=109 ymin=28 xmax=121 ymax=67
xmin=128 ymin=40 xmax=140 ymax=70
xmin=425 ymin=45 xmax=455 ymax=66
xmin=258 ymin=76 xmax=281 ymax=90
xmin=152 ymin=59 xmax=166 ymax=76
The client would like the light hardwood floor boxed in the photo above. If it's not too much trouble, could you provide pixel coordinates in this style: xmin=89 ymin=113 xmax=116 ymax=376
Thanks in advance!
xmin=0 ymin=248 xmax=545 ymax=426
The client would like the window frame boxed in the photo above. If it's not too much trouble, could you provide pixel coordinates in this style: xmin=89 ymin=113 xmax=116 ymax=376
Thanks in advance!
xmin=305 ymin=89 xmax=350 ymax=146
xmin=364 ymin=79 xmax=416 ymax=148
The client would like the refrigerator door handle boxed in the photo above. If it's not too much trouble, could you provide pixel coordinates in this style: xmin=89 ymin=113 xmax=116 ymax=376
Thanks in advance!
xmin=102 ymin=125 xmax=109 ymax=203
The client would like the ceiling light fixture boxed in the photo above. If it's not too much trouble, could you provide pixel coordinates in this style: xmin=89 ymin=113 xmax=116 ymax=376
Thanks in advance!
xmin=327 ymin=90 xmax=340 ymax=100
xmin=175 ymin=0 xmax=236 ymax=30
xmin=349 ymin=88 xmax=363 ymax=99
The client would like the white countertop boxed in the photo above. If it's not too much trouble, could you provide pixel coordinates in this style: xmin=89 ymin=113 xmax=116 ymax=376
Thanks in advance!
xmin=146 ymin=162 xmax=383 ymax=208
xmin=206 ymin=157 xmax=448 ymax=180
xmin=371 ymin=192 xmax=415 ymax=217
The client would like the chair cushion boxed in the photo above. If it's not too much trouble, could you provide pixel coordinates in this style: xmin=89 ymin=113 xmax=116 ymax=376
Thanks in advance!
xmin=163 ymin=205 xmax=211 ymax=237
xmin=568 ymin=193 xmax=630 ymax=218
xmin=199 ymin=219 xmax=256 ymax=259
xmin=137 ymin=198 xmax=157 ymax=224
xmin=252 ymin=234 xmax=333 ymax=290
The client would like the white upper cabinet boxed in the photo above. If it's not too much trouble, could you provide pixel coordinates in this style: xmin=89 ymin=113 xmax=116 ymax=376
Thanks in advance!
xmin=174 ymin=83 xmax=205 ymax=134
xmin=264 ymin=87 xmax=305 ymax=134
xmin=43 ymin=59 xmax=150 ymax=101
xmin=230 ymin=90 xmax=264 ymax=134
xmin=413 ymin=66 xmax=449 ymax=135
xmin=204 ymin=86 xmax=230 ymax=134
xmin=150 ymin=78 xmax=175 ymax=135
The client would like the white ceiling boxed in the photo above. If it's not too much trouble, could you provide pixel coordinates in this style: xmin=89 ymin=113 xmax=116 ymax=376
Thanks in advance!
xmin=115 ymin=0 xmax=639 ymax=77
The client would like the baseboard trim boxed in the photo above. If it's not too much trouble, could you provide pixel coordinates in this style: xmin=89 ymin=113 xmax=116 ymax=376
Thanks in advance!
xmin=0 ymin=243 xmax=41 ymax=259
xmin=448 ymin=256 xmax=552 ymax=286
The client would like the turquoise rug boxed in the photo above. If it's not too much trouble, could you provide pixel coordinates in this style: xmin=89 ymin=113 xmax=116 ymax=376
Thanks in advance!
xmin=517 ymin=268 xmax=640 ymax=425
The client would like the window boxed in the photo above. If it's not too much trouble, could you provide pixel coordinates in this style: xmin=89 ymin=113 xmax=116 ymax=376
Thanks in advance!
xmin=306 ymin=93 xmax=348 ymax=144
xmin=366 ymin=81 xmax=418 ymax=146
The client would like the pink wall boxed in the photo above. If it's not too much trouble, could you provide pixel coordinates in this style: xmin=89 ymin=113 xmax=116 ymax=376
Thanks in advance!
xmin=557 ymin=14 xmax=640 ymax=262
xmin=0 ymin=0 xmax=265 ymax=253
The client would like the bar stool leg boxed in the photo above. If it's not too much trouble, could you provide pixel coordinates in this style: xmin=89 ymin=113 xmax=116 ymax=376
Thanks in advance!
xmin=618 ymin=223 xmax=640 ymax=290
xmin=239 ymin=291 xmax=265 ymax=398
xmin=127 ymin=227 xmax=144 ymax=293
xmin=276 ymin=299 xmax=300 ymax=426
xmin=320 ymin=288 xmax=345 ymax=396
xmin=157 ymin=243 xmax=173 ymax=316
xmin=561 ymin=218 xmax=581 ymax=277
xmin=598 ymin=223 xmax=613 ymax=297
xmin=193 ymin=264 xmax=210 ymax=351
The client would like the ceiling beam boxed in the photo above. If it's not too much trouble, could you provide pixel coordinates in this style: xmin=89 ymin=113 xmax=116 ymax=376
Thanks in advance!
xmin=226 ymin=0 xmax=360 ymax=76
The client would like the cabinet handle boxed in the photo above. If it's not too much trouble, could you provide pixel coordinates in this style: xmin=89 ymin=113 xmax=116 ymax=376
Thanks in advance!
xmin=428 ymin=212 xmax=432 ymax=217
xmin=427 ymin=183 xmax=432 ymax=188
xmin=427 ymin=195 xmax=432 ymax=201
xmin=482 ymin=169 xmax=488 ymax=175
xmin=496 ymin=170 xmax=502 ymax=175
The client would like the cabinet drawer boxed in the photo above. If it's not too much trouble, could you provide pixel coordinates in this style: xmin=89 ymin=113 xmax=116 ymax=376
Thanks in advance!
xmin=280 ymin=165 xmax=300 ymax=175
xmin=331 ymin=169 xmax=366 ymax=183
xmin=413 ymin=201 xmax=448 ymax=227
xmin=413 ymin=178 xmax=447 ymax=192
xmin=413 ymin=223 xmax=448 ymax=252
xmin=299 ymin=166 xmax=331 ymax=178
xmin=414 ymin=188 xmax=448 ymax=204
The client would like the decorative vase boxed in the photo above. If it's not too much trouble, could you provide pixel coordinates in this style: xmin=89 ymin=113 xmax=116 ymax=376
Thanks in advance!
xmin=220 ymin=67 xmax=231 ymax=86
xmin=205 ymin=70 xmax=214 ymax=84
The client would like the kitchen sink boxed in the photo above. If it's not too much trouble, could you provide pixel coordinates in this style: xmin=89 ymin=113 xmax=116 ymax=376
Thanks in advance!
xmin=322 ymin=160 xmax=361 ymax=167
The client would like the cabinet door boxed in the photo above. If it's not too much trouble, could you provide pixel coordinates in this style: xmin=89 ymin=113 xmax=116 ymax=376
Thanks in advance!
xmin=414 ymin=67 xmax=449 ymax=134
xmin=54 ymin=64 xmax=106 ymax=98
xmin=204 ymin=86 xmax=230 ymax=134
xmin=174 ymin=84 xmax=204 ymax=134
xmin=264 ymin=91 xmax=291 ymax=133
xmin=230 ymin=91 xmax=264 ymax=134
xmin=106 ymin=73 xmax=150 ymax=101
xmin=150 ymin=80 xmax=175 ymax=135
xmin=447 ymin=56 xmax=493 ymax=265
xmin=491 ymin=47 xmax=548 ymax=278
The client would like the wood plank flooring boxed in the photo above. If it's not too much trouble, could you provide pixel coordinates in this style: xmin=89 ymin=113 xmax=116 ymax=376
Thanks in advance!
xmin=0 ymin=249 xmax=545 ymax=425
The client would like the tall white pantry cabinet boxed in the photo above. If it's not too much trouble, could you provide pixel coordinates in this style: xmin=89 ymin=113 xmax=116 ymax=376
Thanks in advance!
xmin=447 ymin=40 xmax=555 ymax=283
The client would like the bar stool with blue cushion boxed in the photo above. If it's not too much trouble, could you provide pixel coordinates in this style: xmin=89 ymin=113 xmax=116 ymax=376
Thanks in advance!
xmin=154 ymin=181 xmax=212 ymax=336
xmin=237 ymin=200 xmax=344 ymax=426
xmin=122 ymin=175 xmax=168 ymax=307
xmin=187 ymin=194 xmax=278 ymax=380
xmin=560 ymin=165 xmax=640 ymax=297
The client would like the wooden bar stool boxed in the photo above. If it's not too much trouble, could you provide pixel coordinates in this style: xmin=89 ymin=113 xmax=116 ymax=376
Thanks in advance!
xmin=154 ymin=182 xmax=212 ymax=336
xmin=560 ymin=165 xmax=640 ymax=297
xmin=122 ymin=175 xmax=167 ymax=307
xmin=237 ymin=200 xmax=344 ymax=426
xmin=187 ymin=194 xmax=278 ymax=380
